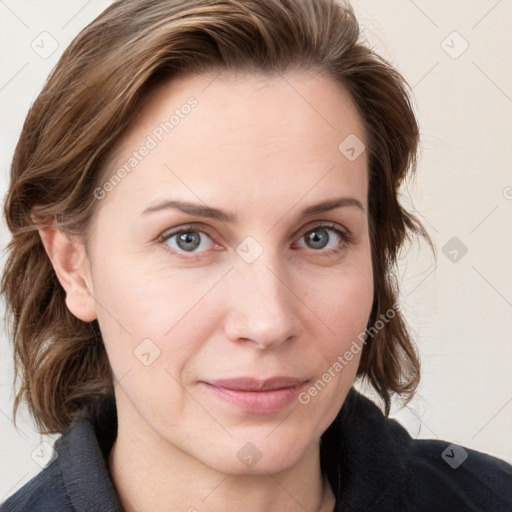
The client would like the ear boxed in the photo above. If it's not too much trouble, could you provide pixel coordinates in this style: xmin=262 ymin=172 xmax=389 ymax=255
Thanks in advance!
xmin=37 ymin=223 xmax=97 ymax=323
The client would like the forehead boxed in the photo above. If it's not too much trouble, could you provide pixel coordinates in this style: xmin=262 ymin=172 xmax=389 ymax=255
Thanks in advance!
xmin=95 ymin=69 xmax=368 ymax=219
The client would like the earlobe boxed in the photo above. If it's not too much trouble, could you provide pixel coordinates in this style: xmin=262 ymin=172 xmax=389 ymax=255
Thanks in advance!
xmin=37 ymin=225 xmax=98 ymax=323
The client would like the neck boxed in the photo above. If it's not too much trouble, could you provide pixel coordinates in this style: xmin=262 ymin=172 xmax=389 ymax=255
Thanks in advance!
xmin=108 ymin=407 xmax=336 ymax=512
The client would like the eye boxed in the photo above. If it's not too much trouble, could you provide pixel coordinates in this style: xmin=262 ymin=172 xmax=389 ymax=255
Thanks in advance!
xmin=295 ymin=223 xmax=353 ymax=254
xmin=158 ymin=222 xmax=353 ymax=260
xmin=160 ymin=226 xmax=218 ymax=257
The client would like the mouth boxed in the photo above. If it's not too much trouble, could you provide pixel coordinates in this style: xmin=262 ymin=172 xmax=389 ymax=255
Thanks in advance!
xmin=200 ymin=376 xmax=309 ymax=414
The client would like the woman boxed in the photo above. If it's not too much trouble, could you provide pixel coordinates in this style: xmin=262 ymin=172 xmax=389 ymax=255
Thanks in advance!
xmin=1 ymin=0 xmax=511 ymax=510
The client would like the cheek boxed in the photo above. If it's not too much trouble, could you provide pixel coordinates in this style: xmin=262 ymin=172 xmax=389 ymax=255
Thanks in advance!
xmin=293 ymin=268 xmax=373 ymax=438
xmin=329 ymin=274 xmax=373 ymax=337
xmin=299 ymin=256 xmax=374 ymax=394
xmin=305 ymin=258 xmax=373 ymax=337
xmin=91 ymin=256 xmax=221 ymax=375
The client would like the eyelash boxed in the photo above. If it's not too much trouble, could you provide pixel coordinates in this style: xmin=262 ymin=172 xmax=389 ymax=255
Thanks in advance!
xmin=157 ymin=222 xmax=354 ymax=260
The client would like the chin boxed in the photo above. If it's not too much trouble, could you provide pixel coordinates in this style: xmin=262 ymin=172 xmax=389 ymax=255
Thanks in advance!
xmin=187 ymin=426 xmax=317 ymax=477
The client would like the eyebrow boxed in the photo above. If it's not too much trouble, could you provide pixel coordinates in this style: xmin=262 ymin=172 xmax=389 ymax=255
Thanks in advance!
xmin=141 ymin=196 xmax=364 ymax=222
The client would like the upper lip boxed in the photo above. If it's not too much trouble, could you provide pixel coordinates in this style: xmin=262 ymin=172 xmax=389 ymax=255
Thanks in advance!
xmin=204 ymin=377 xmax=308 ymax=392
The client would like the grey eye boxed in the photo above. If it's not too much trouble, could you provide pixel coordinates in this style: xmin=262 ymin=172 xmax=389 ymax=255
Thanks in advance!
xmin=304 ymin=228 xmax=331 ymax=249
xmin=175 ymin=232 xmax=201 ymax=251
xmin=165 ymin=229 xmax=214 ymax=253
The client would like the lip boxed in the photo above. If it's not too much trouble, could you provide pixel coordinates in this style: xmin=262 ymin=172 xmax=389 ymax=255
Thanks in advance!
xmin=201 ymin=377 xmax=309 ymax=413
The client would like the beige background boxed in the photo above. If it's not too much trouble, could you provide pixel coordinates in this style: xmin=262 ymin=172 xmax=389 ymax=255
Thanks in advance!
xmin=1 ymin=0 xmax=511 ymax=501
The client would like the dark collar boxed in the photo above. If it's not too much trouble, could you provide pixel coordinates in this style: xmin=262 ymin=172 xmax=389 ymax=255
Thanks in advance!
xmin=55 ymin=386 xmax=410 ymax=511
xmin=321 ymin=387 xmax=410 ymax=509
xmin=56 ymin=394 xmax=123 ymax=511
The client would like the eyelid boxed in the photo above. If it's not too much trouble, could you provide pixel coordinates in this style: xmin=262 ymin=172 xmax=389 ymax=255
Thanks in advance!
xmin=157 ymin=223 xmax=220 ymax=260
xmin=159 ymin=223 xmax=217 ymax=242
xmin=158 ymin=220 xmax=354 ymax=258
xmin=292 ymin=220 xmax=353 ymax=244
xmin=291 ymin=222 xmax=355 ymax=259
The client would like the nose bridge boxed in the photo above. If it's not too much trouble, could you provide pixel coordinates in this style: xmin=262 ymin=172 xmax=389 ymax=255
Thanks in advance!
xmin=223 ymin=248 xmax=299 ymax=347
xmin=239 ymin=257 xmax=285 ymax=307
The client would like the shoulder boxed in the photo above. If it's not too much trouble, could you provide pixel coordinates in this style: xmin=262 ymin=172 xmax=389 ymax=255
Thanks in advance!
xmin=327 ymin=389 xmax=512 ymax=512
xmin=399 ymin=435 xmax=512 ymax=511
xmin=1 ymin=396 xmax=122 ymax=512
xmin=0 ymin=457 xmax=72 ymax=512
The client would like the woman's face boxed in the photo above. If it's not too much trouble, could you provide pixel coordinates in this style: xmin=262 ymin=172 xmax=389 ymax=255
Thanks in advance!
xmin=78 ymin=70 xmax=373 ymax=474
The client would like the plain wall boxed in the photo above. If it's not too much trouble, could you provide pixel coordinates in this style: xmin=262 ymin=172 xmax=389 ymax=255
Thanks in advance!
xmin=1 ymin=0 xmax=511 ymax=501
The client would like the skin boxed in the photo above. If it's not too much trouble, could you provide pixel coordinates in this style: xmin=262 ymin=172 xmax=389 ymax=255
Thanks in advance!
xmin=39 ymin=69 xmax=374 ymax=512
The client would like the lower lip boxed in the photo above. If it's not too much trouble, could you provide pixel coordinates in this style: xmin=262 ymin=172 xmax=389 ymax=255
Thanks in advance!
xmin=201 ymin=382 xmax=306 ymax=413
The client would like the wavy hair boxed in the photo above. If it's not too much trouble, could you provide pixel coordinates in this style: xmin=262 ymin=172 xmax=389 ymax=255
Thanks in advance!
xmin=2 ymin=0 xmax=433 ymax=434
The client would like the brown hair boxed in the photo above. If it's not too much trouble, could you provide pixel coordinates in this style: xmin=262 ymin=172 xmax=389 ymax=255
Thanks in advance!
xmin=2 ymin=0 xmax=433 ymax=434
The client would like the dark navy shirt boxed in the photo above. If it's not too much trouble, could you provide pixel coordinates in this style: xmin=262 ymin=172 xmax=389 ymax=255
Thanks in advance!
xmin=2 ymin=387 xmax=511 ymax=511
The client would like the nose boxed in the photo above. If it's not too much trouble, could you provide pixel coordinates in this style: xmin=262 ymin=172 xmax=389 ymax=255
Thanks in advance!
xmin=222 ymin=254 xmax=301 ymax=350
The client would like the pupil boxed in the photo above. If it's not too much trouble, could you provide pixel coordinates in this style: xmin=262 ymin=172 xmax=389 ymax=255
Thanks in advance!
xmin=307 ymin=229 xmax=328 ymax=249
xmin=177 ymin=232 xmax=200 ymax=251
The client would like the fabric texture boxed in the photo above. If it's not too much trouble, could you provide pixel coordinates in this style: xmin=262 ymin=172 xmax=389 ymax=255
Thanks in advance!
xmin=1 ymin=386 xmax=511 ymax=511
